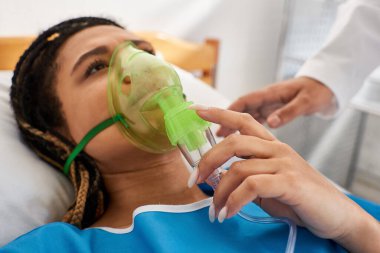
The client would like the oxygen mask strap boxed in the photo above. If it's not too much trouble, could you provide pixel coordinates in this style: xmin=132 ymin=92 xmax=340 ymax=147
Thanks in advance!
xmin=63 ymin=114 xmax=128 ymax=175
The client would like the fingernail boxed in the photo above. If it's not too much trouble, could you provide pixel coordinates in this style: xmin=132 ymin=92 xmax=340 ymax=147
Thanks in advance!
xmin=196 ymin=173 xmax=203 ymax=184
xmin=196 ymin=167 xmax=203 ymax=184
xmin=218 ymin=206 xmax=228 ymax=223
xmin=268 ymin=114 xmax=281 ymax=127
xmin=187 ymin=167 xmax=199 ymax=188
xmin=209 ymin=203 xmax=216 ymax=223
xmin=188 ymin=104 xmax=209 ymax=111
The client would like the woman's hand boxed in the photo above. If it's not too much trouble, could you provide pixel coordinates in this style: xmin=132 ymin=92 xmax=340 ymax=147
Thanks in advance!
xmin=189 ymin=106 xmax=380 ymax=253
xmin=217 ymin=77 xmax=336 ymax=136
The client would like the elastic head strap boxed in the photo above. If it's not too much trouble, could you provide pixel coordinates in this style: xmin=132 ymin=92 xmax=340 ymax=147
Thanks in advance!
xmin=63 ymin=113 xmax=128 ymax=175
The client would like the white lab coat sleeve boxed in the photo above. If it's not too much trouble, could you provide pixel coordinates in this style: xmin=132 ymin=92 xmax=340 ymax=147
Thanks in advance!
xmin=296 ymin=0 xmax=380 ymax=116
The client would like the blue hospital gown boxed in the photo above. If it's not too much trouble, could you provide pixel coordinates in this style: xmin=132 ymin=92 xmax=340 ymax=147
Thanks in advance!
xmin=1 ymin=194 xmax=379 ymax=253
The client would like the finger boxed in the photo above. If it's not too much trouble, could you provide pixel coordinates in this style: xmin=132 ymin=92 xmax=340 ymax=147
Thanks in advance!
xmin=227 ymin=96 xmax=250 ymax=114
xmin=267 ymin=95 xmax=308 ymax=128
xmin=227 ymin=91 xmax=271 ymax=114
xmin=224 ymin=174 xmax=285 ymax=218
xmin=256 ymin=116 xmax=267 ymax=125
xmin=228 ymin=89 xmax=281 ymax=113
xmin=252 ymin=112 xmax=261 ymax=119
xmin=212 ymin=159 xmax=278 ymax=211
xmin=218 ymin=111 xmax=266 ymax=137
xmin=217 ymin=115 xmax=266 ymax=137
xmin=218 ymin=88 xmax=284 ymax=136
xmin=197 ymin=135 xmax=279 ymax=183
xmin=259 ymin=102 xmax=285 ymax=119
xmin=216 ymin=126 xmax=236 ymax=137
xmin=194 ymin=107 xmax=275 ymax=141
xmin=217 ymin=109 xmax=258 ymax=138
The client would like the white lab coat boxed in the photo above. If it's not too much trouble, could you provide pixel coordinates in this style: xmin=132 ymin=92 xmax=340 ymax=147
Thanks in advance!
xmin=296 ymin=0 xmax=380 ymax=116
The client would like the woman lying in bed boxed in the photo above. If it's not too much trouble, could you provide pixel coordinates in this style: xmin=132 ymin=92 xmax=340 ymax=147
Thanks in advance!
xmin=2 ymin=17 xmax=380 ymax=253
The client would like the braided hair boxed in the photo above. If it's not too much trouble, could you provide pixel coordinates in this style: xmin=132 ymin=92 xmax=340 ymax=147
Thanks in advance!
xmin=10 ymin=17 xmax=124 ymax=228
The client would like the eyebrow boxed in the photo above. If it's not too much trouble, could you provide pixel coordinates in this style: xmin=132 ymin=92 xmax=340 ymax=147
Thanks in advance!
xmin=71 ymin=46 xmax=109 ymax=75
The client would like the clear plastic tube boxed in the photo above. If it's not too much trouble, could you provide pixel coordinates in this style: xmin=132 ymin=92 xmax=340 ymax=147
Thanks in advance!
xmin=237 ymin=211 xmax=297 ymax=253
xmin=179 ymin=128 xmax=297 ymax=253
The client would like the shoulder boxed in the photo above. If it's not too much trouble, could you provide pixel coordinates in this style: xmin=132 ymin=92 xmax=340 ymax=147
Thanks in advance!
xmin=21 ymin=222 xmax=79 ymax=237
xmin=0 ymin=222 xmax=81 ymax=252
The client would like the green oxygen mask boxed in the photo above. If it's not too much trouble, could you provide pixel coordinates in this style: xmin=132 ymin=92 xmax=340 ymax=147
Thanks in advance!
xmin=107 ymin=41 xmax=211 ymax=153
xmin=63 ymin=41 xmax=219 ymax=185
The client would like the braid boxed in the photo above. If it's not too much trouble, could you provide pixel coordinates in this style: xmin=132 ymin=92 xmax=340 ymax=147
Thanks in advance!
xmin=10 ymin=17 xmax=123 ymax=228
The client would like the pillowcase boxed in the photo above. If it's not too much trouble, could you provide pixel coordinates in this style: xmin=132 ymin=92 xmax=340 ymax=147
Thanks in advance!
xmin=0 ymin=71 xmax=74 ymax=246
xmin=0 ymin=68 xmax=230 ymax=246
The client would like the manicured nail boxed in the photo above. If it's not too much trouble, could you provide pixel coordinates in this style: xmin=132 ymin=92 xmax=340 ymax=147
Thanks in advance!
xmin=218 ymin=206 xmax=228 ymax=223
xmin=268 ymin=114 xmax=281 ymax=127
xmin=188 ymin=104 xmax=209 ymax=111
xmin=196 ymin=173 xmax=204 ymax=184
xmin=209 ymin=203 xmax=216 ymax=223
xmin=187 ymin=167 xmax=199 ymax=188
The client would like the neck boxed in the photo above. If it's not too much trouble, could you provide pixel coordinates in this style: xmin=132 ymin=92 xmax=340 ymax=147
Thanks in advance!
xmin=91 ymin=149 xmax=208 ymax=228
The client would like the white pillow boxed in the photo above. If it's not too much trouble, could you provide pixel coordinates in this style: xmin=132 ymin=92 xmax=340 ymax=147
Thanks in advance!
xmin=0 ymin=71 xmax=74 ymax=246
xmin=0 ymin=68 xmax=230 ymax=245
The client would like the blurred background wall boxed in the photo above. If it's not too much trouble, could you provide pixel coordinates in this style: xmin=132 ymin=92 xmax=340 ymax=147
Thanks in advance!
xmin=0 ymin=0 xmax=287 ymax=100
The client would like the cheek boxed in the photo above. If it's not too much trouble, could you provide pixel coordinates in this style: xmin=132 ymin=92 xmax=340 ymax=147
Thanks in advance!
xmin=84 ymin=124 xmax=137 ymax=163
xmin=57 ymin=74 xmax=140 ymax=163
xmin=63 ymin=78 xmax=138 ymax=162
xmin=67 ymin=79 xmax=110 ymax=144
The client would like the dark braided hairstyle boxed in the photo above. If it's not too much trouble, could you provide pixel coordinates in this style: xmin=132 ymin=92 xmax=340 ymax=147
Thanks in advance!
xmin=10 ymin=17 xmax=124 ymax=228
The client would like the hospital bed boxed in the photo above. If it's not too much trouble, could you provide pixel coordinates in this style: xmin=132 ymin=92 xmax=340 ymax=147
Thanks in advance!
xmin=0 ymin=32 xmax=227 ymax=246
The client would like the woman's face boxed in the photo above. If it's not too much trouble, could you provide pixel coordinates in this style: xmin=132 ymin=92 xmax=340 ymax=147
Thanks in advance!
xmin=55 ymin=25 xmax=155 ymax=169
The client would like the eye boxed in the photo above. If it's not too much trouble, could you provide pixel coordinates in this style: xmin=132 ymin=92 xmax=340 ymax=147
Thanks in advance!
xmin=85 ymin=59 xmax=108 ymax=77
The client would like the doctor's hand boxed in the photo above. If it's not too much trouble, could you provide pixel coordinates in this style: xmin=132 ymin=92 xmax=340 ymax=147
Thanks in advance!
xmin=217 ymin=77 xmax=336 ymax=136
xmin=190 ymin=107 xmax=380 ymax=253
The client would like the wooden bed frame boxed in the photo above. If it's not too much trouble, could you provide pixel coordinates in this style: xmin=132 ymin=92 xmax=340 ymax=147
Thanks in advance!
xmin=0 ymin=32 xmax=219 ymax=86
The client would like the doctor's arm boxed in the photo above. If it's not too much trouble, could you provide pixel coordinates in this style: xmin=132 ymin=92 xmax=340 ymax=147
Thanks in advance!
xmin=194 ymin=107 xmax=380 ymax=253
xmin=218 ymin=0 xmax=380 ymax=134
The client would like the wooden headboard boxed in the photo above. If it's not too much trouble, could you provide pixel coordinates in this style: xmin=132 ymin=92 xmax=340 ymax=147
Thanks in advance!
xmin=0 ymin=32 xmax=219 ymax=86
xmin=0 ymin=36 xmax=35 ymax=71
